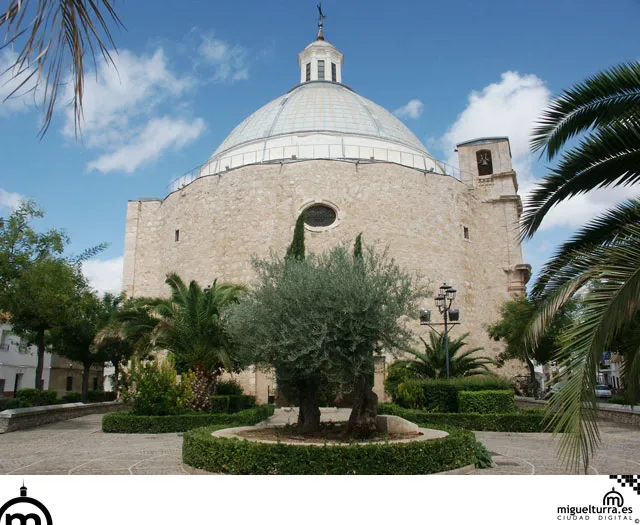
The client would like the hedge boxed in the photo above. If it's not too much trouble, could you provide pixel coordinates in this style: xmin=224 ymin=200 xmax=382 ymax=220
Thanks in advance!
xmin=458 ymin=390 xmax=516 ymax=414
xmin=0 ymin=398 xmax=20 ymax=411
xmin=102 ymin=405 xmax=275 ymax=433
xmin=182 ymin=427 xmax=476 ymax=475
xmin=379 ymin=404 xmax=547 ymax=432
xmin=210 ymin=395 xmax=256 ymax=414
xmin=14 ymin=388 xmax=58 ymax=407
xmin=87 ymin=390 xmax=117 ymax=403
xmin=394 ymin=376 xmax=512 ymax=412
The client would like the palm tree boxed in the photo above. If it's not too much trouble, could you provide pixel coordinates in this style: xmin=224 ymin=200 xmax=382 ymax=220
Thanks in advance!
xmin=522 ymin=62 xmax=640 ymax=471
xmin=391 ymin=332 xmax=493 ymax=379
xmin=118 ymin=273 xmax=246 ymax=410
xmin=1 ymin=1 xmax=123 ymax=136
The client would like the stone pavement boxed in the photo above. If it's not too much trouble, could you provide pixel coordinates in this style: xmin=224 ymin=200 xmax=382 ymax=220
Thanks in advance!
xmin=1 ymin=411 xmax=639 ymax=475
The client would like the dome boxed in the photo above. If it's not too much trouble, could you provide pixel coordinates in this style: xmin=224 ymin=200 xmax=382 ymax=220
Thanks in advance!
xmin=196 ymin=34 xmax=443 ymax=179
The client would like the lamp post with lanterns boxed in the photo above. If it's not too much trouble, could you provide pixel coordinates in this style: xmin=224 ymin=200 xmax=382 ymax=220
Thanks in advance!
xmin=419 ymin=283 xmax=460 ymax=378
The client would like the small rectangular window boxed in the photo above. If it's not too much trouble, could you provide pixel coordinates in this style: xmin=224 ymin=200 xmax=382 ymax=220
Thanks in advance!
xmin=93 ymin=377 xmax=98 ymax=391
xmin=0 ymin=379 xmax=5 ymax=394
xmin=331 ymin=63 xmax=337 ymax=82
xmin=66 ymin=376 xmax=73 ymax=392
xmin=175 ymin=229 xmax=180 ymax=242
xmin=306 ymin=62 xmax=311 ymax=82
xmin=318 ymin=60 xmax=325 ymax=80
xmin=463 ymin=226 xmax=470 ymax=240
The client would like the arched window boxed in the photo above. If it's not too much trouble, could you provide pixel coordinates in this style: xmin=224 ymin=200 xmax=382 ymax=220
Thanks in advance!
xmin=476 ymin=149 xmax=493 ymax=176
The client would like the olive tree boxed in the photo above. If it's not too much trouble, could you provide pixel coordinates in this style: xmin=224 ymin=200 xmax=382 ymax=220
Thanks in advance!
xmin=226 ymin=241 xmax=428 ymax=436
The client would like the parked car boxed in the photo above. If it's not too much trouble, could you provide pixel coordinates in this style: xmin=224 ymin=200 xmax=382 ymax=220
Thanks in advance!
xmin=595 ymin=384 xmax=613 ymax=399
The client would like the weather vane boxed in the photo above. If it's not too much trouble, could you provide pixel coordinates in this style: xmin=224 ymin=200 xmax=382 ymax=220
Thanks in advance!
xmin=316 ymin=3 xmax=326 ymax=40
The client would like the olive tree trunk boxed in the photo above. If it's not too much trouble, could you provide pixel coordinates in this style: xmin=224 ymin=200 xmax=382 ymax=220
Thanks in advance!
xmin=296 ymin=381 xmax=321 ymax=434
xmin=344 ymin=373 xmax=378 ymax=439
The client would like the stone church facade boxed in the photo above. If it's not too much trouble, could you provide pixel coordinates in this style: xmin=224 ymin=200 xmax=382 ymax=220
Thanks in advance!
xmin=122 ymin=25 xmax=530 ymax=403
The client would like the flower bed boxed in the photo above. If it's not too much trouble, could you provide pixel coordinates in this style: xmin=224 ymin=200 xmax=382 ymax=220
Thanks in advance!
xmin=379 ymin=404 xmax=547 ymax=432
xmin=182 ymin=425 xmax=476 ymax=475
xmin=102 ymin=405 xmax=274 ymax=433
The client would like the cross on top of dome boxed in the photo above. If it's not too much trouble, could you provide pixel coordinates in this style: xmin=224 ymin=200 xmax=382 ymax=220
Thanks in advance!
xmin=299 ymin=5 xmax=343 ymax=84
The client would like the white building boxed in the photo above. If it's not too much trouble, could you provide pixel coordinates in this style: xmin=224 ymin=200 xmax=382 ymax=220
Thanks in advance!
xmin=0 ymin=323 xmax=51 ymax=395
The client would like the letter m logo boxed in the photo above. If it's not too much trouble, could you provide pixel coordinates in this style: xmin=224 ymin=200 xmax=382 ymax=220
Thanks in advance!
xmin=6 ymin=514 xmax=41 ymax=525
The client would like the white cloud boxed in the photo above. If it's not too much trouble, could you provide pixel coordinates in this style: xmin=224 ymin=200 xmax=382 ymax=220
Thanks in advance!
xmin=64 ymin=48 xmax=192 ymax=145
xmin=88 ymin=116 xmax=206 ymax=174
xmin=82 ymin=256 xmax=124 ymax=296
xmin=440 ymin=71 xmax=550 ymax=178
xmin=198 ymin=35 xmax=250 ymax=83
xmin=0 ymin=188 xmax=24 ymax=210
xmin=0 ymin=49 xmax=39 ymax=116
xmin=393 ymin=99 xmax=424 ymax=120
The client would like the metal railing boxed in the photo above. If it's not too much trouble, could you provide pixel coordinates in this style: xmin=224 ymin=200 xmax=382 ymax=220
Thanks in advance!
xmin=167 ymin=144 xmax=466 ymax=193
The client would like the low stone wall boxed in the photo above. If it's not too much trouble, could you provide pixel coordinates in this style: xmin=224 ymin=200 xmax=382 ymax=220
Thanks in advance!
xmin=516 ymin=396 xmax=640 ymax=427
xmin=0 ymin=401 xmax=127 ymax=433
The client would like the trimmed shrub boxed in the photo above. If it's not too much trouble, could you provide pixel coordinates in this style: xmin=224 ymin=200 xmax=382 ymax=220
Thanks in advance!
xmin=102 ymin=405 xmax=275 ymax=433
xmin=182 ymin=427 xmax=476 ymax=475
xmin=210 ymin=395 xmax=257 ymax=413
xmin=393 ymin=376 xmax=512 ymax=412
xmin=210 ymin=396 xmax=230 ymax=413
xmin=215 ymin=380 xmax=244 ymax=396
xmin=458 ymin=390 xmax=516 ymax=414
xmin=124 ymin=360 xmax=189 ymax=416
xmin=378 ymin=404 xmax=546 ymax=432
xmin=14 ymin=388 xmax=58 ymax=407
xmin=86 ymin=390 xmax=117 ymax=403
xmin=384 ymin=362 xmax=416 ymax=399
xmin=60 ymin=392 xmax=83 ymax=403
xmin=0 ymin=398 xmax=20 ymax=411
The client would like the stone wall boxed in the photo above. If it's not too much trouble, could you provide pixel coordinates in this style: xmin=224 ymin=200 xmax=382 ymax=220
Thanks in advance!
xmin=515 ymin=396 xmax=640 ymax=427
xmin=0 ymin=401 xmax=127 ymax=433
xmin=124 ymin=157 xmax=529 ymax=397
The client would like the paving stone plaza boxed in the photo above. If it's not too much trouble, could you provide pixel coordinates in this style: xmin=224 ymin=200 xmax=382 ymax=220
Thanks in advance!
xmin=1 ymin=410 xmax=639 ymax=475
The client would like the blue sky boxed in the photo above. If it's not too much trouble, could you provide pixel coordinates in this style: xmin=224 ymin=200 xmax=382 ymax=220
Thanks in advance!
xmin=1 ymin=0 xmax=639 ymax=294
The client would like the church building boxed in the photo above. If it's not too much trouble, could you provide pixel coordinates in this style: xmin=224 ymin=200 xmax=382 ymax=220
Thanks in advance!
xmin=122 ymin=21 xmax=530 ymax=402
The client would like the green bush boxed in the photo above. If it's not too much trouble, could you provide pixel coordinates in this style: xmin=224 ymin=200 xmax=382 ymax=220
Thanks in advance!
xmin=86 ymin=390 xmax=117 ymax=403
xmin=182 ymin=427 xmax=476 ymax=474
xmin=475 ymin=441 xmax=493 ymax=469
xmin=215 ymin=380 xmax=244 ymax=396
xmin=0 ymin=398 xmax=20 ymax=411
xmin=124 ymin=360 xmax=188 ymax=416
xmin=393 ymin=376 xmax=512 ymax=412
xmin=384 ymin=362 xmax=416 ymax=399
xmin=210 ymin=396 xmax=230 ymax=413
xmin=210 ymin=395 xmax=257 ymax=413
xmin=102 ymin=405 xmax=275 ymax=433
xmin=458 ymin=390 xmax=516 ymax=414
xmin=60 ymin=392 xmax=83 ymax=403
xmin=14 ymin=388 xmax=58 ymax=407
xmin=378 ymin=404 xmax=546 ymax=432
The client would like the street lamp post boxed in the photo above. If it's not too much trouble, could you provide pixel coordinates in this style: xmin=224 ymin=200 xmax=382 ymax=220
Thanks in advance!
xmin=419 ymin=283 xmax=460 ymax=378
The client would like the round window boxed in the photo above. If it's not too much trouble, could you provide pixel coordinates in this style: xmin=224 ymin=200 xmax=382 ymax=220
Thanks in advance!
xmin=304 ymin=204 xmax=337 ymax=228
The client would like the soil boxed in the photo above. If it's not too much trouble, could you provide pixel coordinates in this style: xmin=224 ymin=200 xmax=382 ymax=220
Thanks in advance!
xmin=238 ymin=423 xmax=422 ymax=443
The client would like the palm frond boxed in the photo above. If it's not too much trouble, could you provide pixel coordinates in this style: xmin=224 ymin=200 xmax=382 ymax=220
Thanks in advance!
xmin=532 ymin=61 xmax=640 ymax=159
xmin=0 ymin=0 xmax=124 ymax=137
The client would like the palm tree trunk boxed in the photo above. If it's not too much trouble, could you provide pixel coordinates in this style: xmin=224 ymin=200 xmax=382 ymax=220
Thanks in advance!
xmin=192 ymin=369 xmax=217 ymax=411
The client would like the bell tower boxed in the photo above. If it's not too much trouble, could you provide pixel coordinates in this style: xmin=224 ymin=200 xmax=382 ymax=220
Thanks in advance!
xmin=456 ymin=137 xmax=531 ymax=293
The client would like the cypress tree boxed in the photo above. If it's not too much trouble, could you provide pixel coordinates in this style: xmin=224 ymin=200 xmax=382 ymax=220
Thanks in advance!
xmin=286 ymin=212 xmax=306 ymax=261
xmin=353 ymin=233 xmax=363 ymax=261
